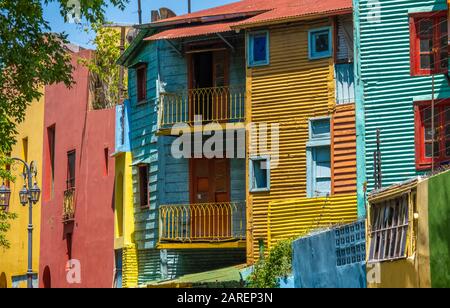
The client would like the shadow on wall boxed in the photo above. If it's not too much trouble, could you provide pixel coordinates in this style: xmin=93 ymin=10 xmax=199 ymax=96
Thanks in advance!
xmin=43 ymin=266 xmax=51 ymax=288
xmin=0 ymin=272 xmax=7 ymax=288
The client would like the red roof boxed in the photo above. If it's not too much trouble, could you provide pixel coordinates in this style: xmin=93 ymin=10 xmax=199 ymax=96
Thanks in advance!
xmin=145 ymin=21 xmax=237 ymax=41
xmin=151 ymin=0 xmax=284 ymax=25
xmin=146 ymin=0 xmax=352 ymax=40
xmin=234 ymin=0 xmax=352 ymax=27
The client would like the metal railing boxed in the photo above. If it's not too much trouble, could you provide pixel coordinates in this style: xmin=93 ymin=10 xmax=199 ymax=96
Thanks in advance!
xmin=63 ymin=187 xmax=76 ymax=223
xmin=159 ymin=202 xmax=246 ymax=242
xmin=158 ymin=86 xmax=245 ymax=128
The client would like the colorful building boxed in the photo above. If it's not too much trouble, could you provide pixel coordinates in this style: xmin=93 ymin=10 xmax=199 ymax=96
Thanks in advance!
xmin=112 ymin=99 xmax=138 ymax=288
xmin=117 ymin=1 xmax=272 ymax=284
xmin=0 ymin=93 xmax=44 ymax=288
xmin=39 ymin=48 xmax=116 ymax=288
xmin=231 ymin=0 xmax=359 ymax=263
xmin=366 ymin=169 xmax=450 ymax=288
xmin=354 ymin=0 xmax=450 ymax=211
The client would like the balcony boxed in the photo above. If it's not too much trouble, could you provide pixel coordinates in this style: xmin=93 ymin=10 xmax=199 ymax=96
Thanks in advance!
xmin=335 ymin=63 xmax=355 ymax=105
xmin=158 ymin=86 xmax=245 ymax=132
xmin=158 ymin=202 xmax=246 ymax=249
xmin=63 ymin=188 xmax=75 ymax=224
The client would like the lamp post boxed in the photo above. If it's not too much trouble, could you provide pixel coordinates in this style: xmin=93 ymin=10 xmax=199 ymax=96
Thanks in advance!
xmin=0 ymin=158 xmax=41 ymax=288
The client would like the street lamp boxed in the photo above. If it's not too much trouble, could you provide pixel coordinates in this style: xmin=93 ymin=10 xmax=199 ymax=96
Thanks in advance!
xmin=0 ymin=159 xmax=40 ymax=288
xmin=0 ymin=183 xmax=11 ymax=209
xmin=19 ymin=185 xmax=28 ymax=206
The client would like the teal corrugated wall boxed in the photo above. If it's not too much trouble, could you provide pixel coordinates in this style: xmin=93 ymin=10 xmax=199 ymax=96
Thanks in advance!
xmin=355 ymin=0 xmax=450 ymax=199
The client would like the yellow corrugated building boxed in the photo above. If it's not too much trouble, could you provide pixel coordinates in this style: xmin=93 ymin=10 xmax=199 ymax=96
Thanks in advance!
xmin=236 ymin=10 xmax=358 ymax=263
xmin=0 ymin=95 xmax=44 ymax=288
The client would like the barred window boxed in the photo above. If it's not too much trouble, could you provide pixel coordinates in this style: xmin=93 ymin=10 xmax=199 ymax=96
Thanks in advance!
xmin=368 ymin=194 xmax=410 ymax=262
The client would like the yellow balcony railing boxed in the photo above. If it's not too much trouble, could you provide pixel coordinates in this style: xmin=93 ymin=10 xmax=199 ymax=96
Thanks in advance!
xmin=158 ymin=86 xmax=245 ymax=128
xmin=159 ymin=202 xmax=246 ymax=243
xmin=63 ymin=187 xmax=76 ymax=223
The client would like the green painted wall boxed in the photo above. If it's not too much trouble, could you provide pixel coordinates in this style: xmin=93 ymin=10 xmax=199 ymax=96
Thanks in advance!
xmin=427 ymin=170 xmax=450 ymax=287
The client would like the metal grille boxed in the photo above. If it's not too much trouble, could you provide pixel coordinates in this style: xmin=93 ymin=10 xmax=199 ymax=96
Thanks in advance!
xmin=159 ymin=202 xmax=246 ymax=242
xmin=368 ymin=193 xmax=410 ymax=262
xmin=335 ymin=220 xmax=366 ymax=266
xmin=158 ymin=86 xmax=245 ymax=128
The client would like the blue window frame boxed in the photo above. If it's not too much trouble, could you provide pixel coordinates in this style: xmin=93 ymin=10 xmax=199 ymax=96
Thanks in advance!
xmin=248 ymin=31 xmax=270 ymax=67
xmin=308 ymin=27 xmax=332 ymax=60
xmin=249 ymin=156 xmax=270 ymax=192
xmin=307 ymin=117 xmax=331 ymax=198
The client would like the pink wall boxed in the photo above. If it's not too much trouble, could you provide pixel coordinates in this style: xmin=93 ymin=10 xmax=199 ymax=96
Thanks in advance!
xmin=39 ymin=49 xmax=116 ymax=288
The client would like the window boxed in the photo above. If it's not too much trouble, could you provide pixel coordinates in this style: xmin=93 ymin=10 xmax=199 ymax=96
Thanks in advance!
xmin=104 ymin=148 xmax=109 ymax=176
xmin=309 ymin=27 xmax=332 ymax=60
xmin=113 ymin=250 xmax=123 ymax=288
xmin=45 ymin=125 xmax=56 ymax=200
xmin=138 ymin=164 xmax=149 ymax=208
xmin=410 ymin=11 xmax=448 ymax=76
xmin=136 ymin=64 xmax=147 ymax=103
xmin=307 ymin=118 xmax=331 ymax=197
xmin=249 ymin=157 xmax=270 ymax=192
xmin=248 ymin=31 xmax=269 ymax=67
xmin=368 ymin=193 xmax=410 ymax=263
xmin=415 ymin=101 xmax=450 ymax=169
xmin=22 ymin=137 xmax=28 ymax=162
xmin=67 ymin=150 xmax=76 ymax=189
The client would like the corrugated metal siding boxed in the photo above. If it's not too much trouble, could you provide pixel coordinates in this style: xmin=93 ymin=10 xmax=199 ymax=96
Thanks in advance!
xmin=161 ymin=136 xmax=190 ymax=204
xmin=356 ymin=0 xmax=450 ymax=193
xmin=137 ymin=249 xmax=161 ymax=285
xmin=268 ymin=195 xmax=358 ymax=249
xmin=129 ymin=41 xmax=159 ymax=250
xmin=247 ymin=19 xmax=335 ymax=262
xmin=123 ymin=244 xmax=139 ymax=288
xmin=332 ymin=103 xmax=357 ymax=195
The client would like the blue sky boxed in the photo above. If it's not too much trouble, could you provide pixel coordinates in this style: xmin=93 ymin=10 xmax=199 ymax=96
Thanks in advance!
xmin=43 ymin=0 xmax=237 ymax=48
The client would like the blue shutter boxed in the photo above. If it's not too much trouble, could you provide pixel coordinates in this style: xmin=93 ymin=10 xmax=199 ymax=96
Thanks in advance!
xmin=314 ymin=146 xmax=331 ymax=197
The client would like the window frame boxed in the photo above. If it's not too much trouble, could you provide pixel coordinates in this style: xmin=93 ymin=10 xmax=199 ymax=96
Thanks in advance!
xmin=307 ymin=117 xmax=332 ymax=198
xmin=368 ymin=193 xmax=412 ymax=263
xmin=249 ymin=156 xmax=271 ymax=193
xmin=409 ymin=11 xmax=448 ymax=76
xmin=66 ymin=150 xmax=76 ymax=190
xmin=247 ymin=30 xmax=270 ymax=67
xmin=138 ymin=164 xmax=149 ymax=208
xmin=136 ymin=64 xmax=147 ymax=104
xmin=414 ymin=100 xmax=450 ymax=170
xmin=308 ymin=27 xmax=333 ymax=60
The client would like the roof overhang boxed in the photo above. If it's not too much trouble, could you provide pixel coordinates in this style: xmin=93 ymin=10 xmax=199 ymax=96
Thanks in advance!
xmin=144 ymin=21 xmax=239 ymax=41
xmin=232 ymin=7 xmax=353 ymax=29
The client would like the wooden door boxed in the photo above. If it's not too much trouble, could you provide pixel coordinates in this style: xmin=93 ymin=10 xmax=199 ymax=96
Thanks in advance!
xmin=213 ymin=50 xmax=229 ymax=122
xmin=191 ymin=158 xmax=231 ymax=239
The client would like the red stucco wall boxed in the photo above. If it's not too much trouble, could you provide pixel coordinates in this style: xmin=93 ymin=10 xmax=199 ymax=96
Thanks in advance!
xmin=39 ymin=49 xmax=116 ymax=288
